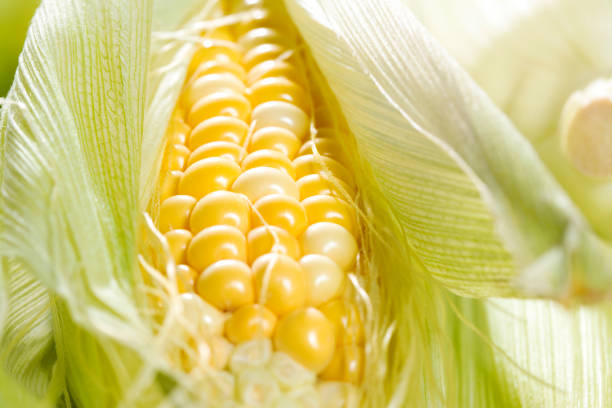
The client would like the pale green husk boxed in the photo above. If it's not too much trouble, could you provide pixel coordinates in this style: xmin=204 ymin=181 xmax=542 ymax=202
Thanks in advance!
xmin=0 ymin=0 xmax=610 ymax=407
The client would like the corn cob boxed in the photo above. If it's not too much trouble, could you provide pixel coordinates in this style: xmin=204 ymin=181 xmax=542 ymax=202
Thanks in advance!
xmin=151 ymin=1 xmax=365 ymax=406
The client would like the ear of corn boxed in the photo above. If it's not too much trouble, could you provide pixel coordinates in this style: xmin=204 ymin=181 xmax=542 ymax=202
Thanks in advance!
xmin=150 ymin=1 xmax=368 ymax=404
xmin=1 ymin=0 xmax=611 ymax=407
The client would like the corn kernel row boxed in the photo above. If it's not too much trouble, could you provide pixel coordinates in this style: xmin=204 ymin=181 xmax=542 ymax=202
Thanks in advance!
xmin=154 ymin=1 xmax=365 ymax=403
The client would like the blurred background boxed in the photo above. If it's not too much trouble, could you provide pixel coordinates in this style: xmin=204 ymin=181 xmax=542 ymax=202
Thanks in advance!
xmin=0 ymin=0 xmax=39 ymax=96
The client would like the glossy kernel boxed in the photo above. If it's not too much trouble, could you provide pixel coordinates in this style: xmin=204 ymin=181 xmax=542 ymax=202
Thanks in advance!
xmin=247 ymin=225 xmax=301 ymax=264
xmin=159 ymin=195 xmax=197 ymax=233
xmin=160 ymin=170 xmax=182 ymax=201
xmin=187 ymin=141 xmax=244 ymax=167
xmin=165 ymin=229 xmax=193 ymax=265
xmin=273 ymin=307 xmax=335 ymax=373
xmin=243 ymin=43 xmax=287 ymax=71
xmin=298 ymin=138 xmax=345 ymax=162
xmin=235 ymin=10 xmax=294 ymax=37
xmin=248 ymin=77 xmax=310 ymax=114
xmin=299 ymin=254 xmax=345 ymax=306
xmin=252 ymin=194 xmax=307 ymax=236
xmin=320 ymin=345 xmax=364 ymax=384
xmin=300 ymin=222 xmax=358 ymax=271
xmin=241 ymin=149 xmax=296 ymax=179
xmin=293 ymin=155 xmax=354 ymax=187
xmin=252 ymin=101 xmax=309 ymax=140
xmin=232 ymin=167 xmax=299 ymax=203
xmin=238 ymin=27 xmax=291 ymax=50
xmin=190 ymin=59 xmax=246 ymax=83
xmin=247 ymin=60 xmax=305 ymax=87
xmin=252 ymin=253 xmax=307 ymax=315
xmin=187 ymin=225 xmax=247 ymax=271
xmin=183 ymin=73 xmax=246 ymax=109
xmin=319 ymin=299 xmax=365 ymax=346
xmin=302 ymin=195 xmax=357 ymax=236
xmin=296 ymin=174 xmax=355 ymax=200
xmin=189 ymin=116 xmax=248 ymax=150
xmin=249 ymin=127 xmax=301 ymax=158
xmin=178 ymin=157 xmax=241 ymax=200
xmin=197 ymin=260 xmax=254 ymax=311
xmin=225 ymin=304 xmax=277 ymax=344
xmin=167 ymin=144 xmax=191 ymax=171
xmin=190 ymin=191 xmax=251 ymax=235
xmin=187 ymin=92 xmax=251 ymax=127
xmin=175 ymin=264 xmax=198 ymax=293
xmin=188 ymin=41 xmax=242 ymax=73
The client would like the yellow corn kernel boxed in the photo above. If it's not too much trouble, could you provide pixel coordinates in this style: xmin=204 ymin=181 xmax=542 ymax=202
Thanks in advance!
xmin=237 ymin=27 xmax=291 ymax=50
xmin=187 ymin=225 xmax=247 ymax=271
xmin=188 ymin=116 xmax=249 ymax=150
xmin=241 ymin=149 xmax=296 ymax=179
xmin=160 ymin=170 xmax=182 ymax=201
xmin=232 ymin=167 xmax=299 ymax=203
xmin=165 ymin=229 xmax=192 ymax=265
xmin=252 ymin=253 xmax=307 ymax=315
xmin=302 ymin=195 xmax=357 ymax=236
xmin=183 ymin=73 xmax=246 ymax=109
xmin=234 ymin=9 xmax=294 ymax=37
xmin=225 ymin=304 xmax=277 ymax=344
xmin=243 ymin=43 xmax=288 ymax=71
xmin=170 ymin=120 xmax=190 ymax=145
xmin=298 ymin=138 xmax=345 ymax=162
xmin=296 ymin=174 xmax=355 ymax=200
xmin=249 ymin=127 xmax=301 ymax=158
xmin=159 ymin=195 xmax=197 ymax=233
xmin=187 ymin=141 xmax=244 ymax=167
xmin=189 ymin=191 xmax=251 ymax=235
xmin=293 ymin=155 xmax=354 ymax=187
xmin=300 ymin=222 xmax=358 ymax=271
xmin=274 ymin=307 xmax=335 ymax=373
xmin=319 ymin=299 xmax=365 ymax=346
xmin=178 ymin=157 xmax=241 ymax=200
xmin=190 ymin=59 xmax=246 ymax=83
xmin=247 ymin=225 xmax=301 ymax=264
xmin=248 ymin=77 xmax=310 ymax=114
xmin=252 ymin=194 xmax=307 ymax=236
xmin=299 ymin=254 xmax=345 ymax=306
xmin=246 ymin=60 xmax=305 ymax=88
xmin=251 ymin=101 xmax=309 ymax=140
xmin=187 ymin=92 xmax=251 ymax=127
xmin=167 ymin=144 xmax=191 ymax=171
xmin=320 ymin=345 xmax=364 ymax=384
xmin=187 ymin=41 xmax=242 ymax=74
xmin=175 ymin=264 xmax=198 ymax=293
xmin=197 ymin=260 xmax=254 ymax=311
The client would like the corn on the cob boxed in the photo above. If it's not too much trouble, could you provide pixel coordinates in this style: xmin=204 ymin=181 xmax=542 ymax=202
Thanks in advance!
xmin=152 ymin=1 xmax=365 ymax=405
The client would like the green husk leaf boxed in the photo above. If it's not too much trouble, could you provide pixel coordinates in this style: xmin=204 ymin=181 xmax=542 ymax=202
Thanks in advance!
xmin=0 ymin=259 xmax=56 ymax=399
xmin=0 ymin=366 xmax=50 ymax=408
xmin=485 ymin=299 xmax=612 ymax=407
xmin=0 ymin=0 xmax=168 ymax=405
xmin=284 ymin=0 xmax=612 ymax=301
